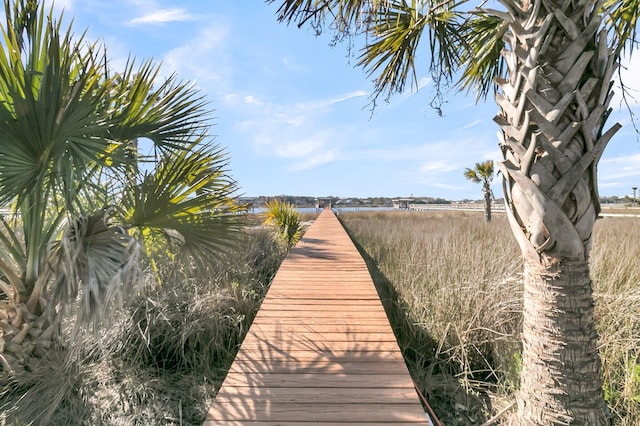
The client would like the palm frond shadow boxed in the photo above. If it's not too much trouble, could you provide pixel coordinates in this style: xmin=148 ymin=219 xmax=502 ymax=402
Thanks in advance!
xmin=288 ymin=237 xmax=339 ymax=260
xmin=211 ymin=322 xmax=425 ymax=423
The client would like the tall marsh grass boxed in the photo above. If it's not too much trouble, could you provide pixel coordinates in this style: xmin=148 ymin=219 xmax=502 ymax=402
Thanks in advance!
xmin=341 ymin=210 xmax=640 ymax=425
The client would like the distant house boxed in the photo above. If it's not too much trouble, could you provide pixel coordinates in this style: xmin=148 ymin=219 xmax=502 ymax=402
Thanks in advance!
xmin=392 ymin=198 xmax=414 ymax=210
xmin=315 ymin=197 xmax=336 ymax=210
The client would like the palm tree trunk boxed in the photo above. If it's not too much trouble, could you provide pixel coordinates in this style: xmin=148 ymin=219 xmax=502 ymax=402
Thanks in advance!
xmin=518 ymin=260 xmax=607 ymax=424
xmin=483 ymin=183 xmax=492 ymax=222
xmin=494 ymin=0 xmax=619 ymax=423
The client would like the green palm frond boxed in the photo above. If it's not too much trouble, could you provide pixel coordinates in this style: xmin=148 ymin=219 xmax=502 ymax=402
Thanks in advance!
xmin=270 ymin=0 xmax=375 ymax=33
xmin=359 ymin=1 xmax=464 ymax=100
xmin=122 ymin=142 xmax=245 ymax=266
xmin=603 ymin=0 xmax=640 ymax=57
xmin=105 ymin=59 xmax=211 ymax=152
xmin=463 ymin=168 xmax=481 ymax=183
xmin=271 ymin=0 xmax=466 ymax=101
xmin=458 ymin=12 xmax=506 ymax=101
xmin=358 ymin=2 xmax=427 ymax=97
xmin=263 ymin=199 xmax=303 ymax=248
xmin=0 ymin=5 xmax=109 ymax=208
xmin=464 ymin=160 xmax=494 ymax=184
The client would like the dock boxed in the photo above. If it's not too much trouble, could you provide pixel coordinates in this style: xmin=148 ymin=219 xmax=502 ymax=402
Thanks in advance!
xmin=204 ymin=208 xmax=430 ymax=425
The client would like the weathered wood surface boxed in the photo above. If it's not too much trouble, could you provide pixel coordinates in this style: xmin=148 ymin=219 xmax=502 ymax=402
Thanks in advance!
xmin=204 ymin=208 xmax=428 ymax=425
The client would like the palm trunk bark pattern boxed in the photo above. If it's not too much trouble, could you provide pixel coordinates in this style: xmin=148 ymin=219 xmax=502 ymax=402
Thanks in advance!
xmin=493 ymin=0 xmax=619 ymax=424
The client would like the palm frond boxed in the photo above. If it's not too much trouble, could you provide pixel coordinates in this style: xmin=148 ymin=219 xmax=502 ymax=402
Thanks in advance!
xmin=358 ymin=1 xmax=465 ymax=100
xmin=358 ymin=2 xmax=427 ymax=97
xmin=269 ymin=0 xmax=374 ymax=33
xmin=263 ymin=198 xmax=303 ymax=248
xmin=603 ymin=0 xmax=640 ymax=57
xmin=463 ymin=168 xmax=481 ymax=183
xmin=48 ymin=208 xmax=140 ymax=326
xmin=0 ymin=2 xmax=112 ymax=209
xmin=464 ymin=160 xmax=495 ymax=184
xmin=457 ymin=12 xmax=506 ymax=101
xmin=105 ymin=59 xmax=211 ymax=152
xmin=122 ymin=142 xmax=245 ymax=266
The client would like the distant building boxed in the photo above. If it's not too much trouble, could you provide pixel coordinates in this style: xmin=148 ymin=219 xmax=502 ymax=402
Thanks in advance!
xmin=392 ymin=198 xmax=414 ymax=210
xmin=315 ymin=197 xmax=336 ymax=210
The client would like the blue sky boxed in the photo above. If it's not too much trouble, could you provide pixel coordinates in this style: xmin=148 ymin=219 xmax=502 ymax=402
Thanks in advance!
xmin=46 ymin=0 xmax=640 ymax=200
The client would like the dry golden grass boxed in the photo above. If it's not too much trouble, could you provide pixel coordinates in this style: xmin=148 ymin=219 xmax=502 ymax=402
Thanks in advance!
xmin=0 ymin=226 xmax=286 ymax=426
xmin=341 ymin=210 xmax=640 ymax=425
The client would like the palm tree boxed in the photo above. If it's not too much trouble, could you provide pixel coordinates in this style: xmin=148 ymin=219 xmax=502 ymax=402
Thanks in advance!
xmin=268 ymin=0 xmax=639 ymax=423
xmin=0 ymin=0 xmax=244 ymax=371
xmin=464 ymin=160 xmax=495 ymax=222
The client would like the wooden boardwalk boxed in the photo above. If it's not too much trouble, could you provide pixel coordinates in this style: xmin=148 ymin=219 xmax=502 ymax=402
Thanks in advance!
xmin=205 ymin=208 xmax=429 ymax=425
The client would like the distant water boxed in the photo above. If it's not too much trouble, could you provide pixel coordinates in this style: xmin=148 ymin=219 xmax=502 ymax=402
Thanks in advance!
xmin=251 ymin=206 xmax=395 ymax=214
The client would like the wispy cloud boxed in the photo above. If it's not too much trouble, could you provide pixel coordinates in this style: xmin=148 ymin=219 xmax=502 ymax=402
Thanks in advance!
xmin=462 ymin=118 xmax=483 ymax=129
xmin=290 ymin=148 xmax=338 ymax=171
xmin=599 ymin=152 xmax=640 ymax=180
xmin=394 ymin=76 xmax=433 ymax=104
xmin=128 ymin=8 xmax=195 ymax=25
xmin=228 ymin=91 xmax=364 ymax=171
xmin=162 ymin=25 xmax=231 ymax=85
xmin=45 ymin=0 xmax=73 ymax=13
xmin=298 ymin=91 xmax=368 ymax=110
xmin=420 ymin=160 xmax=459 ymax=173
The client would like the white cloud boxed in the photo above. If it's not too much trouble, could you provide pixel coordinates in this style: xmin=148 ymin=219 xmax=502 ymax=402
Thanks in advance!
xmin=128 ymin=8 xmax=195 ymax=25
xmin=281 ymin=56 xmax=306 ymax=73
xmin=244 ymin=95 xmax=264 ymax=107
xmin=273 ymin=138 xmax=327 ymax=159
xmin=162 ymin=25 xmax=231 ymax=85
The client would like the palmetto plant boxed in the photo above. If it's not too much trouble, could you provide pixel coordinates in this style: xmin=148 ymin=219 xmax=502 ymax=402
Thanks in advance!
xmin=464 ymin=160 xmax=495 ymax=222
xmin=270 ymin=0 xmax=639 ymax=424
xmin=0 ymin=0 xmax=244 ymax=371
xmin=263 ymin=198 xmax=304 ymax=248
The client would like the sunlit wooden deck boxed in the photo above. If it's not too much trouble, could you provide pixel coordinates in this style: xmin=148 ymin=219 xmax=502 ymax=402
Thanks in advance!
xmin=205 ymin=208 xmax=429 ymax=425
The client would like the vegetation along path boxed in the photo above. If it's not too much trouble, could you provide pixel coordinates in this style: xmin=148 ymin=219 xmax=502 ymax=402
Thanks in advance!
xmin=205 ymin=208 xmax=430 ymax=425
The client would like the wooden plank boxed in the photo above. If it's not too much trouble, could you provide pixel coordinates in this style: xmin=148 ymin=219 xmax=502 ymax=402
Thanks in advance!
xmin=215 ymin=387 xmax=420 ymax=403
xmin=204 ymin=209 xmax=428 ymax=424
xmin=253 ymin=310 xmax=389 ymax=319
xmin=207 ymin=403 xmax=428 ymax=422
xmin=220 ymin=373 xmax=416 ymax=389
xmin=246 ymin=318 xmax=392 ymax=325
xmin=249 ymin=323 xmax=397 ymax=334
xmin=232 ymin=350 xmax=406 ymax=363
xmin=242 ymin=331 xmax=397 ymax=343
xmin=228 ymin=360 xmax=410 ymax=375
xmin=258 ymin=303 xmax=384 ymax=311
xmin=237 ymin=340 xmax=401 ymax=352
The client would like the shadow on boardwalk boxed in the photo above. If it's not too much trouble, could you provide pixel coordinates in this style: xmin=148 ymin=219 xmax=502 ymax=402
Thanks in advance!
xmin=205 ymin=208 xmax=429 ymax=424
